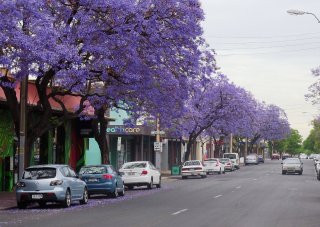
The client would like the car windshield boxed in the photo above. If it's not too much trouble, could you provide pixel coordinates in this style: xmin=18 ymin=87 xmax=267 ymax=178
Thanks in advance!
xmin=184 ymin=161 xmax=201 ymax=166
xmin=23 ymin=168 xmax=56 ymax=179
xmin=224 ymin=154 xmax=236 ymax=159
xmin=284 ymin=159 xmax=300 ymax=164
xmin=122 ymin=163 xmax=147 ymax=169
xmin=79 ymin=166 xmax=106 ymax=174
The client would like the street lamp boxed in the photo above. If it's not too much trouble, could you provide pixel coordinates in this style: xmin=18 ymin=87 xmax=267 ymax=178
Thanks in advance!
xmin=287 ymin=9 xmax=320 ymax=23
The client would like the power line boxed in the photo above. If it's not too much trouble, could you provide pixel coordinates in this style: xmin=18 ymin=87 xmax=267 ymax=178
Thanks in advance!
xmin=217 ymin=41 xmax=320 ymax=51
xmin=205 ymin=32 xmax=320 ymax=39
xmin=218 ymin=46 xmax=320 ymax=56
xmin=209 ymin=35 xmax=320 ymax=45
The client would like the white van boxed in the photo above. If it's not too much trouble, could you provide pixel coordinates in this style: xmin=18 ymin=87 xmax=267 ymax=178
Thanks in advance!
xmin=223 ymin=153 xmax=240 ymax=169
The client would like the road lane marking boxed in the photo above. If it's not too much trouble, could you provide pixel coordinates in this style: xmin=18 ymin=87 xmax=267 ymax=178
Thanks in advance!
xmin=214 ymin=195 xmax=222 ymax=198
xmin=172 ymin=209 xmax=188 ymax=215
xmin=253 ymin=178 xmax=257 ymax=181
xmin=236 ymin=186 xmax=241 ymax=189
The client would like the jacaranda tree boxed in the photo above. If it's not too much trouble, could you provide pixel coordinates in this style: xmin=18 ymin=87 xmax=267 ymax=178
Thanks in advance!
xmin=0 ymin=0 xmax=209 ymax=166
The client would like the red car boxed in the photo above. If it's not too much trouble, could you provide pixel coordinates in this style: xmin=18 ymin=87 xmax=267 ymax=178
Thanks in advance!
xmin=271 ymin=154 xmax=280 ymax=160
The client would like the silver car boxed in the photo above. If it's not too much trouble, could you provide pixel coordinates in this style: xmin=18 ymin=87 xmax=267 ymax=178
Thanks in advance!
xmin=282 ymin=158 xmax=303 ymax=175
xmin=245 ymin=154 xmax=259 ymax=165
xmin=16 ymin=164 xmax=88 ymax=209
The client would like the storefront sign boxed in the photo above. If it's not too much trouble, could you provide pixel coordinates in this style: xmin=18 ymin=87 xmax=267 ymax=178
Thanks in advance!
xmin=106 ymin=125 xmax=151 ymax=135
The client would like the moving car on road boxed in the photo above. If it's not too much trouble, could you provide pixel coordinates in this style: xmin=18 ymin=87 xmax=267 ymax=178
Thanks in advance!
xmin=271 ymin=153 xmax=280 ymax=160
xmin=219 ymin=158 xmax=235 ymax=171
xmin=203 ymin=158 xmax=225 ymax=174
xmin=181 ymin=160 xmax=206 ymax=179
xmin=246 ymin=153 xmax=259 ymax=165
xmin=258 ymin=155 xmax=264 ymax=163
xmin=16 ymin=164 xmax=88 ymax=209
xmin=119 ymin=161 xmax=161 ymax=190
xmin=281 ymin=158 xmax=303 ymax=175
xmin=79 ymin=165 xmax=125 ymax=198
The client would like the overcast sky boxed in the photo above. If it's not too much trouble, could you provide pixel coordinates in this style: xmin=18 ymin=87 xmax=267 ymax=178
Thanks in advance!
xmin=201 ymin=0 xmax=320 ymax=139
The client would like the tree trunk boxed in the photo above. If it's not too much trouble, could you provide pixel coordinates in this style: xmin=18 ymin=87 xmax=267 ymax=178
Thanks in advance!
xmin=184 ymin=134 xmax=195 ymax=162
xmin=92 ymin=107 xmax=110 ymax=164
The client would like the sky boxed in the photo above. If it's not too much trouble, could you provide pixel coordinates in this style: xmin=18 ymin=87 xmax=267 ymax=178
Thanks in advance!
xmin=201 ymin=0 xmax=320 ymax=139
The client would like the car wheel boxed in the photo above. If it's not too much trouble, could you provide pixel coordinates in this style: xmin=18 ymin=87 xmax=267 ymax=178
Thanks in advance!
xmin=147 ymin=179 xmax=153 ymax=189
xmin=299 ymin=171 xmax=303 ymax=175
xmin=128 ymin=185 xmax=134 ymax=190
xmin=80 ymin=187 xmax=88 ymax=205
xmin=317 ymin=172 xmax=320 ymax=181
xmin=62 ymin=189 xmax=71 ymax=208
xmin=17 ymin=201 xmax=27 ymax=209
xmin=201 ymin=174 xmax=207 ymax=178
xmin=223 ymin=170 xmax=226 ymax=174
xmin=156 ymin=177 xmax=161 ymax=188
xmin=219 ymin=169 xmax=222 ymax=174
xmin=38 ymin=201 xmax=46 ymax=208
xmin=282 ymin=170 xmax=286 ymax=175
xmin=119 ymin=184 xmax=125 ymax=196
xmin=111 ymin=185 xmax=119 ymax=198
xmin=182 ymin=176 xmax=187 ymax=179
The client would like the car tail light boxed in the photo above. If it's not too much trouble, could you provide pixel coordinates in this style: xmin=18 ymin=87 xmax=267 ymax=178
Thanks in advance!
xmin=102 ymin=174 xmax=113 ymax=180
xmin=50 ymin=180 xmax=63 ymax=186
xmin=181 ymin=168 xmax=188 ymax=171
xmin=141 ymin=170 xmax=148 ymax=175
xmin=16 ymin=182 xmax=26 ymax=187
xmin=226 ymin=163 xmax=230 ymax=166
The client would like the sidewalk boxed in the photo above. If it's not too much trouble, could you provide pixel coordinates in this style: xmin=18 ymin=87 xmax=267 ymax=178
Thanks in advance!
xmin=0 ymin=191 xmax=16 ymax=210
xmin=0 ymin=172 xmax=178 ymax=210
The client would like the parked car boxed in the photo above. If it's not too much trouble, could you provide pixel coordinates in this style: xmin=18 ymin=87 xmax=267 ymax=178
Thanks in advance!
xmin=316 ymin=162 xmax=320 ymax=180
xmin=181 ymin=160 xmax=206 ymax=179
xmin=299 ymin=153 xmax=308 ymax=159
xmin=258 ymin=155 xmax=264 ymax=163
xmin=246 ymin=154 xmax=259 ymax=165
xmin=119 ymin=161 xmax=161 ymax=190
xmin=219 ymin=158 xmax=235 ymax=171
xmin=203 ymin=158 xmax=225 ymax=174
xmin=223 ymin=153 xmax=240 ymax=169
xmin=79 ymin=165 xmax=124 ymax=198
xmin=281 ymin=158 xmax=303 ymax=175
xmin=16 ymin=164 xmax=88 ymax=209
xmin=271 ymin=153 xmax=280 ymax=160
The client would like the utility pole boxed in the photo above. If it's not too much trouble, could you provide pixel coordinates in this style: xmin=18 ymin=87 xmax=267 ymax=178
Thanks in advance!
xmin=19 ymin=76 xmax=28 ymax=180
xmin=229 ymin=133 xmax=233 ymax=153
xmin=154 ymin=114 xmax=162 ymax=170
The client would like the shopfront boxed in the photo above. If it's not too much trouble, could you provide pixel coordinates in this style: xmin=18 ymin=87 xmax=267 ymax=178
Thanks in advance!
xmin=107 ymin=125 xmax=156 ymax=169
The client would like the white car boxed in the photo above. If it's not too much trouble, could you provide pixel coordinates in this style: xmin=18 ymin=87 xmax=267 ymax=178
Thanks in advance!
xmin=119 ymin=161 xmax=161 ymax=190
xmin=203 ymin=158 xmax=225 ymax=174
xmin=181 ymin=160 xmax=206 ymax=179
xmin=223 ymin=153 xmax=240 ymax=169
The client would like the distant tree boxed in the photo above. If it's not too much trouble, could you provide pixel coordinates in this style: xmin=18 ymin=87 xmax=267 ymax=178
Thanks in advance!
xmin=285 ymin=129 xmax=303 ymax=155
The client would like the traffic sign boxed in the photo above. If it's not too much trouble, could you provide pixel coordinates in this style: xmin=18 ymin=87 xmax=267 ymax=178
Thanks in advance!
xmin=154 ymin=142 xmax=162 ymax=152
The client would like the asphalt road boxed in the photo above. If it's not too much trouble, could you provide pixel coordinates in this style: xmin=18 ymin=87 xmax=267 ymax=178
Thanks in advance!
xmin=1 ymin=159 xmax=320 ymax=227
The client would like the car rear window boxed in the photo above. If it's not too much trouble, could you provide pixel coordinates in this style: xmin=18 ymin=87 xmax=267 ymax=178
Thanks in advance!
xmin=122 ymin=163 xmax=147 ymax=169
xmin=284 ymin=159 xmax=300 ymax=164
xmin=220 ymin=158 xmax=229 ymax=163
xmin=23 ymin=168 xmax=56 ymax=179
xmin=184 ymin=161 xmax=201 ymax=166
xmin=224 ymin=154 xmax=236 ymax=159
xmin=79 ymin=166 xmax=106 ymax=174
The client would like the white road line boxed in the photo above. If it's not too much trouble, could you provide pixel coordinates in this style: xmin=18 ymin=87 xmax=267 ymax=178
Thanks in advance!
xmin=172 ymin=209 xmax=188 ymax=216
xmin=214 ymin=194 xmax=222 ymax=198
xmin=253 ymin=178 xmax=257 ymax=181
xmin=236 ymin=186 xmax=242 ymax=189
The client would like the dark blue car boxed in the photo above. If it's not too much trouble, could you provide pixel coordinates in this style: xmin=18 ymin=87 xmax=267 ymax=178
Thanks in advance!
xmin=79 ymin=165 xmax=125 ymax=198
xmin=258 ymin=155 xmax=264 ymax=163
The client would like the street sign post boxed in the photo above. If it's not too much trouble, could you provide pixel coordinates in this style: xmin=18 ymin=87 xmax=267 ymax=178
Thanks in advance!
xmin=154 ymin=142 xmax=162 ymax=152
